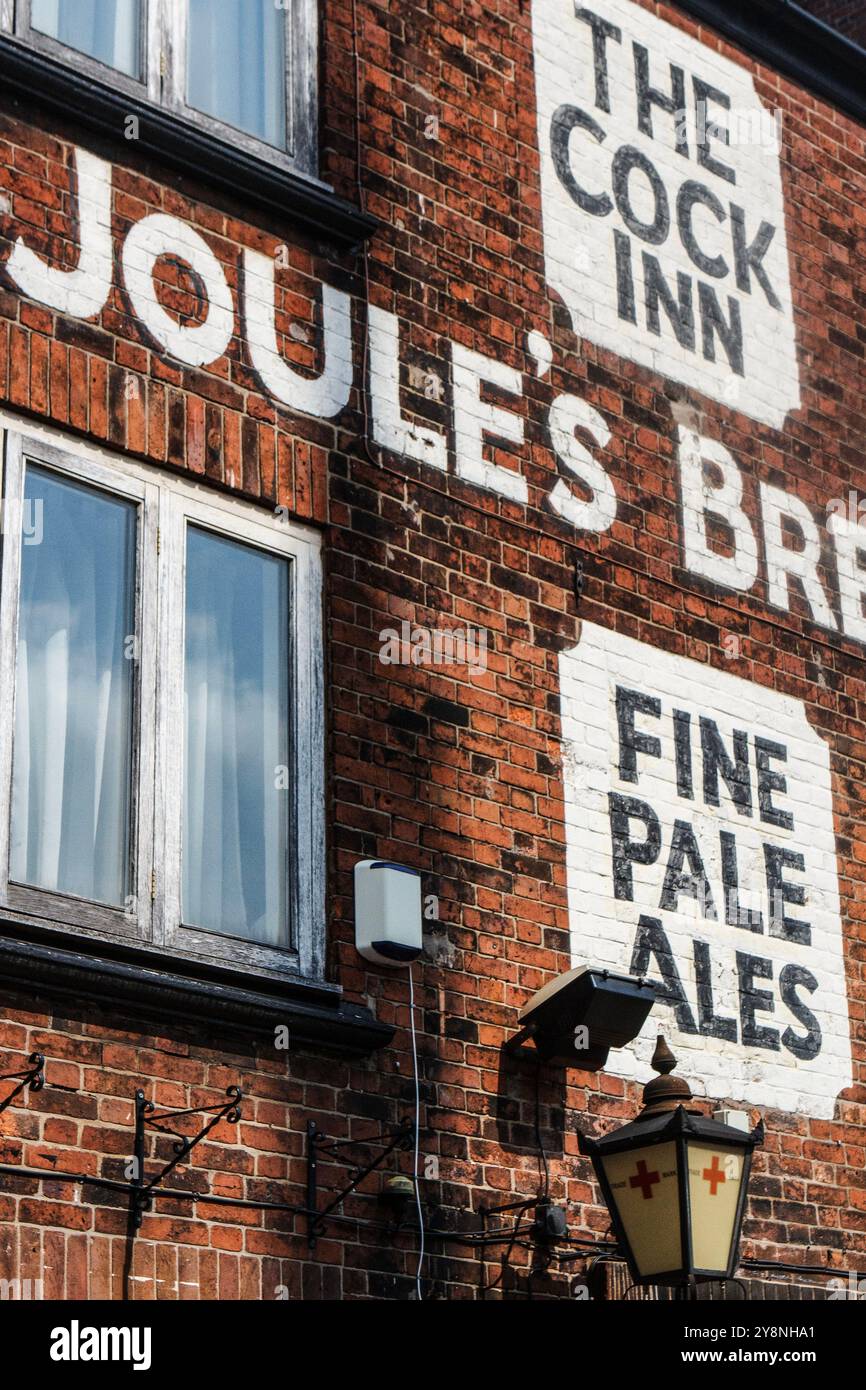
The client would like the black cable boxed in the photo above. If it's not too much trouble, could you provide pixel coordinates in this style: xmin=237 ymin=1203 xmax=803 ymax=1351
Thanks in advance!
xmin=740 ymin=1257 xmax=848 ymax=1278
xmin=348 ymin=0 xmax=385 ymax=478
xmin=480 ymin=1201 xmax=536 ymax=1297
xmin=481 ymin=1219 xmax=523 ymax=1297
xmin=534 ymin=1056 xmax=550 ymax=1200
xmin=1 ymin=1164 xmax=852 ymax=1280
xmin=0 ymin=1163 xmax=538 ymax=1245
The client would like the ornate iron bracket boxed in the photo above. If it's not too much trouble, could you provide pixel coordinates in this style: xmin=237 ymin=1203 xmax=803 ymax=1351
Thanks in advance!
xmin=130 ymin=1085 xmax=243 ymax=1230
xmin=0 ymin=1052 xmax=44 ymax=1113
xmin=305 ymin=1117 xmax=415 ymax=1249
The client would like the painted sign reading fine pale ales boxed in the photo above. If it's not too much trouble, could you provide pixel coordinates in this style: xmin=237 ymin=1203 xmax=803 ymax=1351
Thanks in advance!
xmin=532 ymin=0 xmax=801 ymax=427
xmin=559 ymin=624 xmax=852 ymax=1117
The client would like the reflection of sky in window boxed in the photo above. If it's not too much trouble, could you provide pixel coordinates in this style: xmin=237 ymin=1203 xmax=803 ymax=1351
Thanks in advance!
xmin=183 ymin=526 xmax=290 ymax=947
xmin=31 ymin=0 xmax=142 ymax=77
xmin=187 ymin=0 xmax=286 ymax=148
xmin=12 ymin=466 xmax=135 ymax=906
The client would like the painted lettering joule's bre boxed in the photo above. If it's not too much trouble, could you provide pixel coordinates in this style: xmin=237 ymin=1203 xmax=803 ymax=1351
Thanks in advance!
xmin=4 ymin=143 xmax=866 ymax=650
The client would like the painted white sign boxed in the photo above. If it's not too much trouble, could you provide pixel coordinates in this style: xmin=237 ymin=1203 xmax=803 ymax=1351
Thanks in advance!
xmin=532 ymin=0 xmax=801 ymax=427
xmin=559 ymin=622 xmax=851 ymax=1116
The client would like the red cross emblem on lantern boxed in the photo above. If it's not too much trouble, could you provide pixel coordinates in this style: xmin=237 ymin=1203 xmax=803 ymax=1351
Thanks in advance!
xmin=629 ymin=1158 xmax=661 ymax=1200
xmin=702 ymin=1154 xmax=726 ymax=1196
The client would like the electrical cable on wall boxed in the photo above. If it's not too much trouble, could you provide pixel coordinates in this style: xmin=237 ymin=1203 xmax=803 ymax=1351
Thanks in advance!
xmin=408 ymin=965 xmax=425 ymax=1300
xmin=349 ymin=0 xmax=384 ymax=474
xmin=353 ymin=849 xmax=426 ymax=1297
xmin=534 ymin=1057 xmax=549 ymax=1200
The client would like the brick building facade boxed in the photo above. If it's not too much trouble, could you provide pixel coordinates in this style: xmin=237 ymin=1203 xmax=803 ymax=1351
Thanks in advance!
xmin=0 ymin=0 xmax=864 ymax=1302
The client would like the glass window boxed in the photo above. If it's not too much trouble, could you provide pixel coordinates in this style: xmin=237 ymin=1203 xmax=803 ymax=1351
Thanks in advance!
xmin=186 ymin=0 xmax=287 ymax=148
xmin=8 ymin=0 xmax=315 ymax=172
xmin=10 ymin=466 xmax=136 ymax=906
xmin=0 ymin=432 xmax=322 ymax=976
xmin=30 ymin=0 xmax=142 ymax=78
xmin=182 ymin=526 xmax=290 ymax=946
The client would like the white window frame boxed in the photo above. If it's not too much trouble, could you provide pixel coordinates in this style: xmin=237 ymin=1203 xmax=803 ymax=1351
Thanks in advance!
xmin=155 ymin=479 xmax=324 ymax=978
xmin=0 ymin=420 xmax=325 ymax=983
xmin=0 ymin=432 xmax=159 ymax=945
xmin=2 ymin=0 xmax=319 ymax=178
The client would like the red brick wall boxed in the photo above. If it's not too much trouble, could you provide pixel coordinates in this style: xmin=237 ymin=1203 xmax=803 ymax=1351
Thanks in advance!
xmin=0 ymin=0 xmax=864 ymax=1300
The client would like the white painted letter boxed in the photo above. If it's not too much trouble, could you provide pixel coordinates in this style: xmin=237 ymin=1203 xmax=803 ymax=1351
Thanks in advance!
xmin=546 ymin=392 xmax=616 ymax=532
xmin=828 ymin=512 xmax=866 ymax=644
xmin=760 ymin=483 xmax=837 ymax=630
xmin=7 ymin=147 xmax=112 ymax=319
xmin=677 ymin=425 xmax=758 ymax=591
xmin=368 ymin=306 xmax=447 ymax=470
xmin=122 ymin=214 xmax=233 ymax=367
xmin=244 ymin=249 xmax=352 ymax=418
xmin=451 ymin=343 xmax=527 ymax=503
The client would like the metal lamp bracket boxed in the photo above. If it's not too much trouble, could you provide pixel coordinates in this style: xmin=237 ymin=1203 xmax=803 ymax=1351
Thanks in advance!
xmin=305 ymin=1117 xmax=415 ymax=1249
xmin=0 ymin=1051 xmax=45 ymax=1113
xmin=131 ymin=1085 xmax=244 ymax=1230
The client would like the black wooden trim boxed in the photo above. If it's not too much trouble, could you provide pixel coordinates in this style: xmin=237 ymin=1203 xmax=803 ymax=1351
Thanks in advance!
xmin=675 ymin=0 xmax=866 ymax=127
xmin=0 ymin=926 xmax=393 ymax=1056
xmin=0 ymin=35 xmax=378 ymax=251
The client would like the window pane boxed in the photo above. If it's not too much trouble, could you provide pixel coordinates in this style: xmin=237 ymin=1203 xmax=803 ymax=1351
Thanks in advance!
xmin=183 ymin=527 xmax=290 ymax=946
xmin=11 ymin=467 xmax=136 ymax=906
xmin=187 ymin=0 xmax=287 ymax=148
xmin=30 ymin=0 xmax=142 ymax=77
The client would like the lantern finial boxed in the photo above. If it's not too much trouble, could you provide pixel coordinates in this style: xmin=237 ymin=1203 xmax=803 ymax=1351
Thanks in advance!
xmin=639 ymin=1033 xmax=700 ymax=1118
xmin=650 ymin=1033 xmax=677 ymax=1075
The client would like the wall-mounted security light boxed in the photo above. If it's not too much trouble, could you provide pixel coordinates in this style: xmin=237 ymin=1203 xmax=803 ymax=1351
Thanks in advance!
xmin=354 ymin=860 xmax=423 ymax=966
xmin=579 ymin=1036 xmax=763 ymax=1290
xmin=380 ymin=1173 xmax=416 ymax=1224
xmin=506 ymin=965 xmax=656 ymax=1068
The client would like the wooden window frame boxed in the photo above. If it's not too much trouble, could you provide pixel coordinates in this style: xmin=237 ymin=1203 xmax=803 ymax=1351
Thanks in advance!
xmin=155 ymin=478 xmax=325 ymax=981
xmin=0 ymin=421 xmax=325 ymax=984
xmin=0 ymin=432 xmax=159 ymax=946
xmin=1 ymin=0 xmax=319 ymax=179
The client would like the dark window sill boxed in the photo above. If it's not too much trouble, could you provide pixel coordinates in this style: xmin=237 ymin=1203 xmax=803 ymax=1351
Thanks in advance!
xmin=0 ymin=35 xmax=378 ymax=251
xmin=675 ymin=1 xmax=866 ymax=128
xmin=0 ymin=922 xmax=392 ymax=1056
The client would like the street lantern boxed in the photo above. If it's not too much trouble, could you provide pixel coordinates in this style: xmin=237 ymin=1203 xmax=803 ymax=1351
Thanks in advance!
xmin=579 ymin=1035 xmax=762 ymax=1289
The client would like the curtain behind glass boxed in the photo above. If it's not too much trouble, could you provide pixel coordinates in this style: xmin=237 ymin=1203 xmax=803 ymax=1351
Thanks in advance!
xmin=31 ymin=0 xmax=141 ymax=77
xmin=183 ymin=527 xmax=290 ymax=946
xmin=11 ymin=467 xmax=136 ymax=906
xmin=187 ymin=0 xmax=287 ymax=148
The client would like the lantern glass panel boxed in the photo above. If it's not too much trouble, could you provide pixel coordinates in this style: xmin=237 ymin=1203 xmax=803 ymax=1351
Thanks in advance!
xmin=602 ymin=1141 xmax=681 ymax=1278
xmin=686 ymin=1141 xmax=744 ymax=1274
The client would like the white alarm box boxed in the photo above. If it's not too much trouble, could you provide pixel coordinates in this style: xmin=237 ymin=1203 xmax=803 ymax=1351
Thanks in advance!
xmin=713 ymin=1109 xmax=752 ymax=1133
xmin=354 ymin=860 xmax=423 ymax=966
